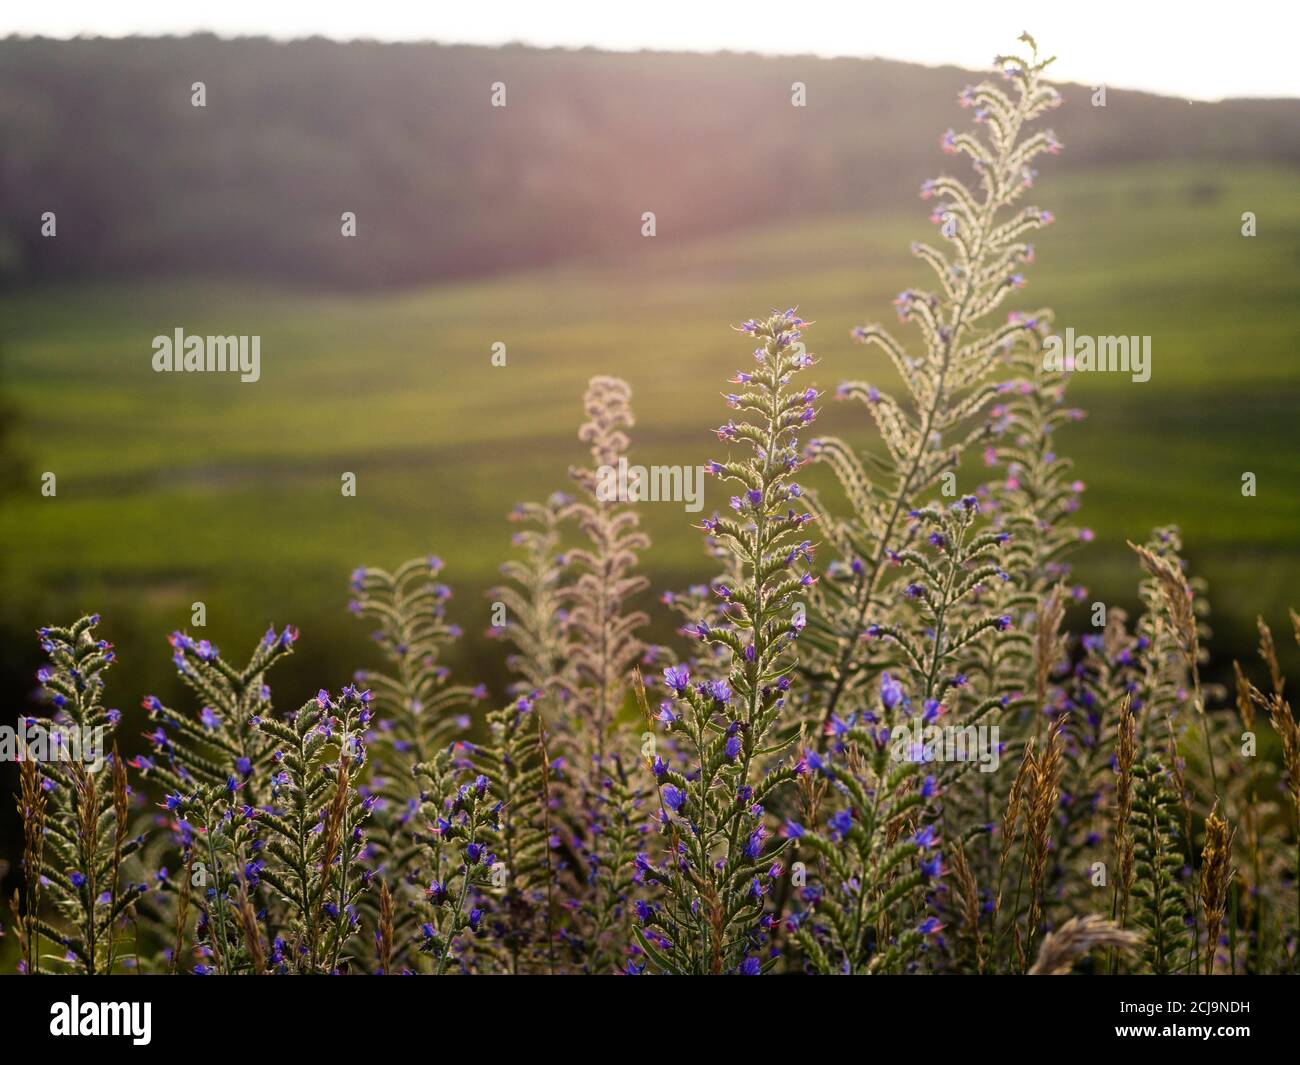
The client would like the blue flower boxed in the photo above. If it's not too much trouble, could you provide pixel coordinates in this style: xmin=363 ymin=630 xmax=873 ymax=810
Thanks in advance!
xmin=706 ymin=679 xmax=733 ymax=705
xmin=880 ymin=672 xmax=907 ymax=710
xmin=917 ymin=917 xmax=943 ymax=937
xmin=663 ymin=665 xmax=690 ymax=695
xmin=828 ymin=808 xmax=854 ymax=841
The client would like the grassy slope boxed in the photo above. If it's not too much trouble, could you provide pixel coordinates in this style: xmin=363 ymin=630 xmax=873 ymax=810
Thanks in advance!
xmin=2 ymin=161 xmax=1298 ymax=698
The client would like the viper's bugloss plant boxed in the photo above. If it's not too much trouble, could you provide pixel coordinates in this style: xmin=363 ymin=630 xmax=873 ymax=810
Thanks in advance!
xmin=803 ymin=34 xmax=1062 ymax=750
xmin=142 ymin=624 xmax=299 ymax=802
xmin=634 ymin=308 xmax=816 ymax=975
xmin=12 ymin=616 xmax=145 ymax=973
xmin=10 ymin=36 xmax=1299 ymax=977
xmin=780 ymin=33 xmax=1066 ymax=974
xmin=475 ymin=689 xmax=553 ymax=972
xmin=409 ymin=739 xmax=498 ymax=974
xmin=555 ymin=376 xmax=652 ymax=972
xmin=349 ymin=557 xmax=477 ymax=777
xmin=249 ymin=685 xmax=375 ymax=973
xmin=129 ymin=623 xmax=297 ymax=972
xmin=347 ymin=557 xmax=483 ymax=967
xmin=491 ymin=493 xmax=572 ymax=695
xmin=1129 ymin=754 xmax=1191 ymax=975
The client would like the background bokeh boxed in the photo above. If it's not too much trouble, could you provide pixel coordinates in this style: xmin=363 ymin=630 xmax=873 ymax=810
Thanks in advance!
xmin=1 ymin=36 xmax=1298 ymax=896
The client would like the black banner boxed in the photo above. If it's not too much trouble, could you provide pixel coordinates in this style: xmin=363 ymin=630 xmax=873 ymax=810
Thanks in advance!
xmin=0 ymin=973 xmax=1288 ymax=1051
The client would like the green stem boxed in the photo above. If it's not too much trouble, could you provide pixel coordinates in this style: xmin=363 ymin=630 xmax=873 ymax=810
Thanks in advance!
xmin=204 ymin=818 xmax=229 ymax=975
xmin=437 ymin=852 xmax=474 ymax=976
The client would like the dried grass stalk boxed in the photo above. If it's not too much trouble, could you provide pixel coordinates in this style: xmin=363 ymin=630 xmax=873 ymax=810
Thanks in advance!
xmin=1030 ymin=914 xmax=1140 ymax=975
xmin=1199 ymin=807 xmax=1233 ymax=974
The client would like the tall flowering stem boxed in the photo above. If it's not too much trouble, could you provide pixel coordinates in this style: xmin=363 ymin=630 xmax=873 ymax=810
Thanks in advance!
xmin=412 ymin=764 xmax=497 ymax=975
xmin=15 ymin=758 xmax=47 ymax=973
xmin=806 ymin=34 xmax=1062 ymax=747
xmin=131 ymin=624 xmax=298 ymax=969
xmin=20 ymin=616 xmax=145 ymax=974
xmin=476 ymin=691 xmax=553 ymax=972
xmin=347 ymin=557 xmax=482 ymax=965
xmin=251 ymin=686 xmax=376 ymax=973
xmin=555 ymin=376 xmax=651 ymax=971
xmin=490 ymin=494 xmax=573 ymax=694
xmin=638 ymin=309 xmax=816 ymax=975
xmin=562 ymin=376 xmax=649 ymax=763
xmin=140 ymin=624 xmax=299 ymax=806
xmin=349 ymin=557 xmax=478 ymax=775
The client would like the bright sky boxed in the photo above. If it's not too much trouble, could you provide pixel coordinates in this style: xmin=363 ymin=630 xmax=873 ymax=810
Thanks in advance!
xmin=6 ymin=0 xmax=1298 ymax=101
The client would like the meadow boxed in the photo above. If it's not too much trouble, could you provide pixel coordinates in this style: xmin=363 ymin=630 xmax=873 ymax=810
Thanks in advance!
xmin=4 ymin=28 xmax=1300 ymax=977
xmin=3 ymin=160 xmax=1296 ymax=709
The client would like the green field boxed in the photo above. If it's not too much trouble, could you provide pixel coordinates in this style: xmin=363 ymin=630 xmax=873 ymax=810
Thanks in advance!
xmin=3 ymin=161 xmax=1298 ymax=700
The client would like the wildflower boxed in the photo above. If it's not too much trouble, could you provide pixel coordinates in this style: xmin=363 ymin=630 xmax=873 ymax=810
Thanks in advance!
xmin=706 ymin=679 xmax=734 ymax=705
xmin=663 ymin=665 xmax=690 ymax=695
xmin=880 ymin=672 xmax=906 ymax=710
xmin=828 ymin=808 xmax=854 ymax=841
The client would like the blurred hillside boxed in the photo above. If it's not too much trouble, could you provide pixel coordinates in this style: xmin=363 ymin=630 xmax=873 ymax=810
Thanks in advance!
xmin=2 ymin=34 xmax=1299 ymax=287
xmin=3 ymin=161 xmax=1298 ymax=701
